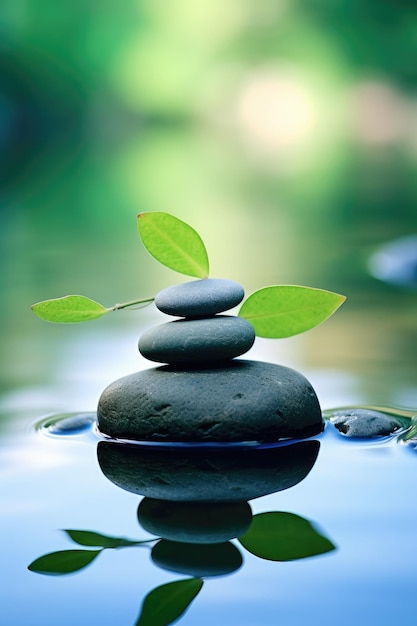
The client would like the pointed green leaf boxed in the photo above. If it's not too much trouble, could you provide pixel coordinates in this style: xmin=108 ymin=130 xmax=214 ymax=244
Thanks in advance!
xmin=135 ymin=578 xmax=203 ymax=626
xmin=31 ymin=295 xmax=108 ymax=323
xmin=28 ymin=549 xmax=102 ymax=575
xmin=138 ymin=212 xmax=209 ymax=278
xmin=63 ymin=529 xmax=149 ymax=548
xmin=239 ymin=285 xmax=346 ymax=338
xmin=238 ymin=512 xmax=336 ymax=561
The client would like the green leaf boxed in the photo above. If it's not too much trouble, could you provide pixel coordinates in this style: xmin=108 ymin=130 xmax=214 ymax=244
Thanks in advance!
xmin=239 ymin=285 xmax=346 ymax=338
xmin=238 ymin=512 xmax=336 ymax=561
xmin=28 ymin=549 xmax=102 ymax=575
xmin=31 ymin=295 xmax=108 ymax=323
xmin=399 ymin=415 xmax=417 ymax=442
xmin=63 ymin=529 xmax=149 ymax=548
xmin=135 ymin=578 xmax=203 ymax=626
xmin=138 ymin=212 xmax=209 ymax=278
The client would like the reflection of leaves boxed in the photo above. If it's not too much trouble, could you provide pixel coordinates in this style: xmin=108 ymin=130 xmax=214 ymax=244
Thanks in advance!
xmin=28 ymin=549 xmax=101 ymax=575
xmin=135 ymin=578 xmax=203 ymax=626
xmin=239 ymin=286 xmax=346 ymax=338
xmin=63 ymin=529 xmax=149 ymax=548
xmin=137 ymin=212 xmax=209 ymax=279
xmin=239 ymin=512 xmax=336 ymax=561
xmin=29 ymin=530 xmax=153 ymax=576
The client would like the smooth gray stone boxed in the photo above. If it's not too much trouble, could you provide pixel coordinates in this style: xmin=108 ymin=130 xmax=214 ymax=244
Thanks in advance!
xmin=138 ymin=316 xmax=255 ymax=364
xmin=138 ymin=499 xmax=252 ymax=543
xmin=97 ymin=440 xmax=320 ymax=502
xmin=330 ymin=409 xmax=403 ymax=437
xmin=155 ymin=278 xmax=245 ymax=317
xmin=97 ymin=359 xmax=323 ymax=442
xmin=97 ymin=360 xmax=323 ymax=442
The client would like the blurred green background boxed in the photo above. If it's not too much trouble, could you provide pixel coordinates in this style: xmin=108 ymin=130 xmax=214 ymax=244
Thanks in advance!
xmin=1 ymin=0 xmax=417 ymax=407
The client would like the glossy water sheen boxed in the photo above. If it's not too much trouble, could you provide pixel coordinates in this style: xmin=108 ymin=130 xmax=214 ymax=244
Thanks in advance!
xmin=1 ymin=406 xmax=416 ymax=626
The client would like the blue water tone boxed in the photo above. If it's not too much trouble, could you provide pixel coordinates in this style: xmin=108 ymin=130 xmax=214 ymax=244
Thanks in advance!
xmin=1 ymin=407 xmax=416 ymax=626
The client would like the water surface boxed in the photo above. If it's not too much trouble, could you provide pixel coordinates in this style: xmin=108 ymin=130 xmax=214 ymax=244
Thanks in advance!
xmin=1 ymin=381 xmax=416 ymax=626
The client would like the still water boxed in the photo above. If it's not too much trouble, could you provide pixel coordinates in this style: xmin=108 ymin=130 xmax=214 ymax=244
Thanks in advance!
xmin=1 ymin=194 xmax=417 ymax=624
xmin=1 ymin=108 xmax=417 ymax=626
xmin=2 ymin=4 xmax=417 ymax=622
xmin=1 ymin=317 xmax=416 ymax=625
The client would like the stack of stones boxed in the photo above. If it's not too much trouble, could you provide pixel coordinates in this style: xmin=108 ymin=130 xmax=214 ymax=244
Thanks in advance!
xmin=97 ymin=279 xmax=324 ymax=443
xmin=139 ymin=279 xmax=254 ymax=366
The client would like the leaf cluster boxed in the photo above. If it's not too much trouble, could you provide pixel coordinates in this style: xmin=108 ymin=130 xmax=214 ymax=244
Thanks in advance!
xmin=31 ymin=212 xmax=345 ymax=338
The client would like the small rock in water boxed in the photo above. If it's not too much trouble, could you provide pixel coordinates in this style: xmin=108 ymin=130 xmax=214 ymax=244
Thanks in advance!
xmin=97 ymin=360 xmax=323 ymax=442
xmin=330 ymin=409 xmax=403 ymax=437
xmin=138 ymin=316 xmax=255 ymax=364
xmin=46 ymin=413 xmax=96 ymax=435
xmin=155 ymin=278 xmax=245 ymax=317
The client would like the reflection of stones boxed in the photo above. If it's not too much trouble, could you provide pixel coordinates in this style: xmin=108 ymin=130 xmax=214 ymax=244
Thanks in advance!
xmin=97 ymin=439 xmax=320 ymax=502
xmin=97 ymin=431 xmax=321 ymax=579
xmin=330 ymin=409 xmax=403 ymax=437
xmin=151 ymin=540 xmax=243 ymax=577
xmin=138 ymin=499 xmax=252 ymax=543
xmin=97 ymin=360 xmax=323 ymax=442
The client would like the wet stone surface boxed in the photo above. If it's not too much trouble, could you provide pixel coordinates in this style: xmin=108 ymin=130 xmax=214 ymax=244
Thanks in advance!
xmin=154 ymin=278 xmax=245 ymax=317
xmin=138 ymin=316 xmax=255 ymax=364
xmin=330 ymin=408 xmax=404 ymax=437
xmin=97 ymin=360 xmax=323 ymax=443
xmin=44 ymin=412 xmax=96 ymax=435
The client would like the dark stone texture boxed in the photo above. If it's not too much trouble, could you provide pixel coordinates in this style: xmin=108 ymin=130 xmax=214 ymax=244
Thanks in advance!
xmin=138 ymin=316 xmax=255 ymax=364
xmin=151 ymin=540 xmax=243 ymax=577
xmin=138 ymin=499 xmax=252 ymax=543
xmin=154 ymin=278 xmax=245 ymax=317
xmin=97 ymin=360 xmax=323 ymax=442
xmin=330 ymin=409 xmax=403 ymax=437
xmin=97 ymin=440 xmax=320 ymax=501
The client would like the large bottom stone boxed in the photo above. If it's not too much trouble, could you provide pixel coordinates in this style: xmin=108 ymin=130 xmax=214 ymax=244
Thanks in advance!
xmin=97 ymin=359 xmax=323 ymax=442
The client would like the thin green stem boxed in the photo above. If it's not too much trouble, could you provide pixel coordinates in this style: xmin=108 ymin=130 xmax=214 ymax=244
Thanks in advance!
xmin=108 ymin=297 xmax=155 ymax=312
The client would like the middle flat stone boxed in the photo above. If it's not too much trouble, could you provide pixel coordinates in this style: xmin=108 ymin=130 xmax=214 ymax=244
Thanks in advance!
xmin=138 ymin=316 xmax=255 ymax=364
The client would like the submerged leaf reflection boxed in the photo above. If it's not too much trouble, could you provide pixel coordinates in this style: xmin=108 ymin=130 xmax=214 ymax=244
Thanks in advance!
xmin=239 ymin=512 xmax=336 ymax=561
xmin=28 ymin=549 xmax=102 ymax=575
xmin=28 ymin=437 xmax=335 ymax=624
xmin=63 ymin=529 xmax=148 ymax=548
xmin=135 ymin=578 xmax=203 ymax=626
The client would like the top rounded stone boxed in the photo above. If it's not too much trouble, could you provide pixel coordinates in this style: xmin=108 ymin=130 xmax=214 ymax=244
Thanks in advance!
xmin=154 ymin=279 xmax=244 ymax=318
